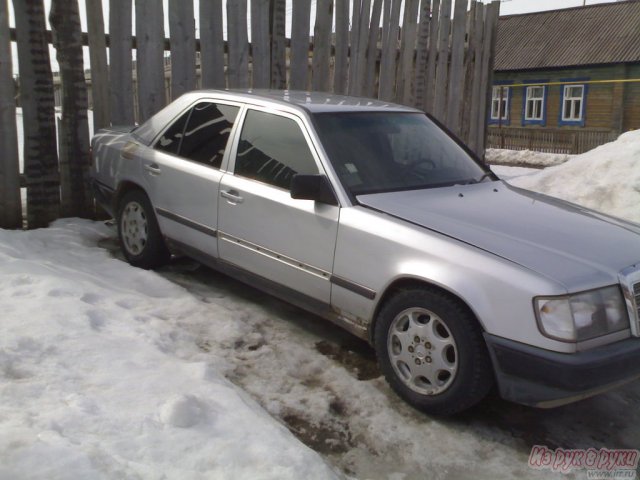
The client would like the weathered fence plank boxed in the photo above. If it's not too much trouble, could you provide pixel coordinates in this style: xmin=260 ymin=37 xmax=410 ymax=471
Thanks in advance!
xmin=227 ymin=0 xmax=249 ymax=88
xmin=270 ymin=0 xmax=286 ymax=89
xmin=251 ymin=0 xmax=271 ymax=88
xmin=312 ymin=0 xmax=333 ymax=92
xmin=347 ymin=0 xmax=361 ymax=95
xmin=445 ymin=0 xmax=469 ymax=135
xmin=169 ymin=0 xmax=196 ymax=99
xmin=353 ymin=0 xmax=371 ymax=95
xmin=136 ymin=0 xmax=166 ymax=122
xmin=333 ymin=0 xmax=349 ymax=94
xmin=13 ymin=0 xmax=60 ymax=228
xmin=0 ymin=0 xmax=21 ymax=228
xmin=378 ymin=0 xmax=401 ymax=101
xmin=200 ymin=0 xmax=225 ymax=89
xmin=461 ymin=2 xmax=477 ymax=143
xmin=477 ymin=1 xmax=500 ymax=158
xmin=364 ymin=0 xmax=383 ymax=97
xmin=109 ymin=0 xmax=134 ymax=125
xmin=467 ymin=1 xmax=485 ymax=153
xmin=424 ymin=0 xmax=441 ymax=113
xmin=86 ymin=0 xmax=110 ymax=131
xmin=433 ymin=0 xmax=452 ymax=123
xmin=413 ymin=0 xmax=431 ymax=109
xmin=290 ymin=0 xmax=311 ymax=90
xmin=50 ymin=0 xmax=92 ymax=219
xmin=397 ymin=0 xmax=419 ymax=104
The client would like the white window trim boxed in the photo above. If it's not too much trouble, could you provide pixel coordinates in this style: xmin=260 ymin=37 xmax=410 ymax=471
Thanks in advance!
xmin=524 ymin=86 xmax=545 ymax=121
xmin=490 ymin=86 xmax=510 ymax=121
xmin=562 ymin=84 xmax=585 ymax=122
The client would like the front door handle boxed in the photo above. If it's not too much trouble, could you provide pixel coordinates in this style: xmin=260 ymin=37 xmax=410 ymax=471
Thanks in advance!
xmin=221 ymin=189 xmax=244 ymax=204
xmin=144 ymin=163 xmax=161 ymax=175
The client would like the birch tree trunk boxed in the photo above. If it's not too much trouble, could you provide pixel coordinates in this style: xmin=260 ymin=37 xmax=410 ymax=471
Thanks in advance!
xmin=13 ymin=0 xmax=60 ymax=228
xmin=50 ymin=0 xmax=92 ymax=218
xmin=0 ymin=0 xmax=21 ymax=228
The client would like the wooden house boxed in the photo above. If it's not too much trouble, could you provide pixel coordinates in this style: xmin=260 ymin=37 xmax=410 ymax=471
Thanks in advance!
xmin=488 ymin=0 xmax=640 ymax=153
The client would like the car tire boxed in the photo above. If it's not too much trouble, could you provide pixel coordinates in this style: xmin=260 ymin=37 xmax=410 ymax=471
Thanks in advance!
xmin=117 ymin=189 xmax=170 ymax=269
xmin=374 ymin=288 xmax=493 ymax=415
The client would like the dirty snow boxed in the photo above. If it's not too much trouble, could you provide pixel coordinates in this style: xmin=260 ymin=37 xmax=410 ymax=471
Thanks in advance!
xmin=486 ymin=148 xmax=572 ymax=168
xmin=508 ymin=129 xmax=640 ymax=223
xmin=0 ymin=220 xmax=338 ymax=480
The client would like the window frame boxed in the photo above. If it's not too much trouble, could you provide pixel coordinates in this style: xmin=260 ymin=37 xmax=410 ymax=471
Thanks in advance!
xmin=227 ymin=106 xmax=329 ymax=192
xmin=559 ymin=78 xmax=588 ymax=127
xmin=489 ymin=82 xmax=513 ymax=125
xmin=521 ymin=80 xmax=548 ymax=126
xmin=151 ymin=98 xmax=243 ymax=170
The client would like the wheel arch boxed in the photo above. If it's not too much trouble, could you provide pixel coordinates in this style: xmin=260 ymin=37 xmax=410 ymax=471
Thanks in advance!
xmin=114 ymin=180 xmax=148 ymax=213
xmin=369 ymin=277 xmax=486 ymax=344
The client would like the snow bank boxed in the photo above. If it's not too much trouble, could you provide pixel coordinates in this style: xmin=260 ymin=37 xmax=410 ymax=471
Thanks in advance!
xmin=0 ymin=219 xmax=338 ymax=480
xmin=486 ymin=148 xmax=572 ymax=168
xmin=510 ymin=130 xmax=640 ymax=223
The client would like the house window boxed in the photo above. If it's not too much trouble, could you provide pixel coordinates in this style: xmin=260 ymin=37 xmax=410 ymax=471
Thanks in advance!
xmin=491 ymin=86 xmax=510 ymax=121
xmin=562 ymin=85 xmax=584 ymax=122
xmin=525 ymin=86 xmax=545 ymax=121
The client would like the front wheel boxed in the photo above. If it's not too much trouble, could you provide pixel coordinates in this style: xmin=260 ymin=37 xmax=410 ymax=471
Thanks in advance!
xmin=374 ymin=288 xmax=493 ymax=415
xmin=117 ymin=190 xmax=170 ymax=269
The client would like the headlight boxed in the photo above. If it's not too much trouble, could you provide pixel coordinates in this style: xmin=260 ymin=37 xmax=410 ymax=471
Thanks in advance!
xmin=534 ymin=286 xmax=629 ymax=342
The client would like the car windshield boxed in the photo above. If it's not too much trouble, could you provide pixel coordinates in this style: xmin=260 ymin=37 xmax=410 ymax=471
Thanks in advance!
xmin=313 ymin=112 xmax=491 ymax=195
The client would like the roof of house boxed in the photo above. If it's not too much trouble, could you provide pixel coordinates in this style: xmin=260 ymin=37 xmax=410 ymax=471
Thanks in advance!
xmin=494 ymin=0 xmax=640 ymax=71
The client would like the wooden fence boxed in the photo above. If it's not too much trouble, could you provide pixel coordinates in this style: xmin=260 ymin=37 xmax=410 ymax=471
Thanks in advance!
xmin=0 ymin=0 xmax=500 ymax=229
xmin=487 ymin=127 xmax=619 ymax=154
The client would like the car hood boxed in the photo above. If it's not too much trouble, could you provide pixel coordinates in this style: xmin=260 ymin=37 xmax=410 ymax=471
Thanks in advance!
xmin=357 ymin=181 xmax=640 ymax=291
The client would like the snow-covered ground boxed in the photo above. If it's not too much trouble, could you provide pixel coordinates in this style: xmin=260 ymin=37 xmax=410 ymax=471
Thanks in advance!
xmin=4 ymin=119 xmax=640 ymax=479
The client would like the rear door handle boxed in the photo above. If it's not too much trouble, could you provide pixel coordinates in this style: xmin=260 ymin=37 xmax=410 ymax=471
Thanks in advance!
xmin=144 ymin=163 xmax=161 ymax=175
xmin=221 ymin=189 xmax=244 ymax=204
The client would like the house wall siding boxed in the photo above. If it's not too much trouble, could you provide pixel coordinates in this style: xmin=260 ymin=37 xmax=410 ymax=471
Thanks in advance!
xmin=493 ymin=64 xmax=640 ymax=132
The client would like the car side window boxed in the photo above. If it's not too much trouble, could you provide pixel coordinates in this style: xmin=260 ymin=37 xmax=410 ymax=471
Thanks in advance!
xmin=179 ymin=103 xmax=240 ymax=168
xmin=234 ymin=110 xmax=319 ymax=190
xmin=155 ymin=110 xmax=190 ymax=155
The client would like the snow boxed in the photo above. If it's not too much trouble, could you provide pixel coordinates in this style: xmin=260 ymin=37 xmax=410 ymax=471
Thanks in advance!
xmin=486 ymin=148 xmax=572 ymax=168
xmin=0 ymin=219 xmax=338 ymax=480
xmin=507 ymin=129 xmax=640 ymax=223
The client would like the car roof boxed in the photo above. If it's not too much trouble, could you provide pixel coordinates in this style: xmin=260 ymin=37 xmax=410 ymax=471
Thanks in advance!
xmin=202 ymin=89 xmax=422 ymax=114
xmin=133 ymin=89 xmax=422 ymax=146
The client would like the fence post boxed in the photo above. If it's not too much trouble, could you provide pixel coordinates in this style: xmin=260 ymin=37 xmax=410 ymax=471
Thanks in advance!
xmin=311 ymin=0 xmax=333 ymax=92
xmin=86 ymin=0 xmax=110 ymax=131
xmin=200 ymin=0 xmax=225 ymax=89
xmin=0 ymin=0 xmax=21 ymax=228
xmin=169 ymin=0 xmax=196 ymax=99
xmin=433 ymin=0 xmax=452 ymax=124
xmin=333 ymin=0 xmax=349 ymax=94
xmin=424 ymin=0 xmax=440 ymax=113
xmin=397 ymin=0 xmax=419 ymax=105
xmin=50 ymin=0 xmax=93 ymax=218
xmin=378 ymin=0 xmax=401 ymax=101
xmin=477 ymin=1 xmax=500 ymax=158
xmin=445 ymin=0 xmax=468 ymax=136
xmin=136 ymin=0 xmax=166 ymax=122
xmin=413 ymin=1 xmax=431 ymax=109
xmin=270 ymin=0 xmax=286 ymax=89
xmin=109 ymin=0 xmax=134 ymax=125
xmin=226 ymin=0 xmax=249 ymax=88
xmin=363 ymin=0 xmax=383 ymax=98
xmin=13 ymin=0 xmax=60 ymax=229
xmin=251 ymin=0 xmax=271 ymax=89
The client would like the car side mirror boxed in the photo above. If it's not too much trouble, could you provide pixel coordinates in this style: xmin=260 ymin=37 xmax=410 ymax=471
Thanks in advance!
xmin=290 ymin=174 xmax=338 ymax=206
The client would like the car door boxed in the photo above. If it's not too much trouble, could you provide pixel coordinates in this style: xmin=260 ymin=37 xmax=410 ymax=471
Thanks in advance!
xmin=218 ymin=107 xmax=340 ymax=303
xmin=142 ymin=101 xmax=241 ymax=258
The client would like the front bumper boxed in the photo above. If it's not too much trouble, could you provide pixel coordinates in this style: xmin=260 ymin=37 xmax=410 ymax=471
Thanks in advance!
xmin=485 ymin=333 xmax=640 ymax=408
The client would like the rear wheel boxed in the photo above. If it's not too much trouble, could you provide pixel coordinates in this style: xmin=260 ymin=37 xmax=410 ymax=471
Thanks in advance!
xmin=374 ymin=288 xmax=493 ymax=415
xmin=117 ymin=190 xmax=170 ymax=269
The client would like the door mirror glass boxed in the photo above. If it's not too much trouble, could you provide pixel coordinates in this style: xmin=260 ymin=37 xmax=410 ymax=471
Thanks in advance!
xmin=290 ymin=174 xmax=338 ymax=206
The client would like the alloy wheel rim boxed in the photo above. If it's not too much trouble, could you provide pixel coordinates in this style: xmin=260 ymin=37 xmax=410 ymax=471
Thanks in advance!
xmin=387 ymin=307 xmax=458 ymax=395
xmin=121 ymin=201 xmax=148 ymax=256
